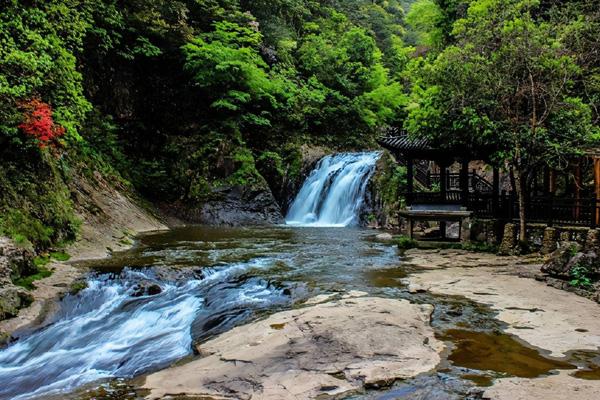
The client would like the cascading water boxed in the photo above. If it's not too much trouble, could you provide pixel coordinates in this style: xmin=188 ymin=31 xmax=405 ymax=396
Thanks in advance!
xmin=0 ymin=258 xmax=288 ymax=400
xmin=285 ymin=152 xmax=381 ymax=227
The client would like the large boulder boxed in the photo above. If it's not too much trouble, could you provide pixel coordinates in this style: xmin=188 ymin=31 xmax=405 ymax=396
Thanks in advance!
xmin=143 ymin=295 xmax=443 ymax=400
xmin=0 ymin=288 xmax=33 ymax=321
xmin=0 ymin=237 xmax=36 ymax=323
xmin=541 ymin=242 xmax=583 ymax=279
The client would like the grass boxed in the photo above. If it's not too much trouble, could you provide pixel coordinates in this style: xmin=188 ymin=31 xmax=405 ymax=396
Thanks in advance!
xmin=50 ymin=251 xmax=70 ymax=261
xmin=13 ymin=251 xmax=69 ymax=290
xmin=14 ymin=266 xmax=52 ymax=290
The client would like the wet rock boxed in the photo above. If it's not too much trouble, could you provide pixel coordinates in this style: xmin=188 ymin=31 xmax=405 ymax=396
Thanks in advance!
xmin=0 ymin=288 xmax=34 ymax=320
xmin=143 ymin=297 xmax=443 ymax=400
xmin=170 ymin=185 xmax=284 ymax=226
xmin=0 ymin=237 xmax=36 ymax=286
xmin=0 ymin=330 xmax=12 ymax=347
xmin=131 ymin=281 xmax=162 ymax=297
xmin=0 ymin=237 xmax=36 ymax=322
xmin=375 ymin=233 xmax=394 ymax=242
xmin=408 ymin=283 xmax=426 ymax=294
xmin=541 ymin=242 xmax=582 ymax=278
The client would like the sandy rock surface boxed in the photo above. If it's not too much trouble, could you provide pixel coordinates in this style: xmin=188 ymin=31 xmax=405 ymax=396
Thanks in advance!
xmin=403 ymin=249 xmax=600 ymax=400
xmin=484 ymin=371 xmax=600 ymax=400
xmin=143 ymin=295 xmax=443 ymax=400
xmin=406 ymin=265 xmax=600 ymax=357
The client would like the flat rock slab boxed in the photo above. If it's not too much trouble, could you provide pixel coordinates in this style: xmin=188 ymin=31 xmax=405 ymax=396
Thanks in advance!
xmin=484 ymin=371 xmax=600 ymax=400
xmin=406 ymin=266 xmax=600 ymax=357
xmin=143 ymin=297 xmax=443 ymax=400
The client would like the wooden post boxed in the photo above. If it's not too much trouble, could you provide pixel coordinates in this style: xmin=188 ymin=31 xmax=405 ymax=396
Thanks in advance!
xmin=575 ymin=161 xmax=582 ymax=221
xmin=440 ymin=162 xmax=447 ymax=202
xmin=439 ymin=161 xmax=447 ymax=239
xmin=460 ymin=159 xmax=469 ymax=208
xmin=492 ymin=167 xmax=500 ymax=216
xmin=549 ymin=169 xmax=557 ymax=194
xmin=406 ymin=157 xmax=414 ymax=205
xmin=543 ymin=166 xmax=550 ymax=195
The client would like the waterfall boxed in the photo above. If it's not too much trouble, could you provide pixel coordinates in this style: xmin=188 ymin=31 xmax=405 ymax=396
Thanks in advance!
xmin=286 ymin=152 xmax=381 ymax=227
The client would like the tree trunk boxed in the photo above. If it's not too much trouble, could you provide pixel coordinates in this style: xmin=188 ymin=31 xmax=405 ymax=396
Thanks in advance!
xmin=514 ymin=168 xmax=527 ymax=243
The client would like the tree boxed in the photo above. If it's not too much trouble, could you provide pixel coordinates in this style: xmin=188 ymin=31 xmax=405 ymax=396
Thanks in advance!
xmin=405 ymin=0 xmax=598 ymax=243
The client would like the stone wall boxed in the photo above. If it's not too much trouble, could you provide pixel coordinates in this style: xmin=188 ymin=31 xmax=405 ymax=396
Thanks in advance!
xmin=473 ymin=219 xmax=595 ymax=255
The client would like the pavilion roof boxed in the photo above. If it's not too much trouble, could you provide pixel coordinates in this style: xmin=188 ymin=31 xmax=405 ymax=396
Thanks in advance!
xmin=376 ymin=130 xmax=492 ymax=162
xmin=377 ymin=135 xmax=434 ymax=152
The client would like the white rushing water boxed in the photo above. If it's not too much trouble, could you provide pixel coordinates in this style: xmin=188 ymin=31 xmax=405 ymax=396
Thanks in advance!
xmin=0 ymin=259 xmax=287 ymax=400
xmin=286 ymin=152 xmax=381 ymax=227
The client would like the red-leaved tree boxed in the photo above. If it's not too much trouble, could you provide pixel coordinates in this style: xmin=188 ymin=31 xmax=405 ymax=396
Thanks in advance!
xmin=19 ymin=99 xmax=65 ymax=148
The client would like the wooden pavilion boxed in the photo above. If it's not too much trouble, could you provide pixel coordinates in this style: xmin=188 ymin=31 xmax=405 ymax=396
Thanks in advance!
xmin=378 ymin=134 xmax=600 ymax=241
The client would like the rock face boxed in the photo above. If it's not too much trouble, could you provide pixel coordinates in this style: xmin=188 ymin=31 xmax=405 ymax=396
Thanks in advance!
xmin=143 ymin=296 xmax=443 ymax=400
xmin=173 ymin=185 xmax=284 ymax=226
xmin=0 ymin=237 xmax=35 ymax=324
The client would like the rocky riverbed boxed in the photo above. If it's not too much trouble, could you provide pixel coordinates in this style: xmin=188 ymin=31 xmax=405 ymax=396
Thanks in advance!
xmin=143 ymin=293 xmax=443 ymax=400
xmin=403 ymin=248 xmax=600 ymax=400
xmin=2 ymin=227 xmax=600 ymax=400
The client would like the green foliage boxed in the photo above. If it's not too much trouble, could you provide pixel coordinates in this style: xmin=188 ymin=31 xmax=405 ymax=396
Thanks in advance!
xmin=397 ymin=235 xmax=418 ymax=249
xmin=570 ymin=263 xmax=594 ymax=289
xmin=375 ymin=155 xmax=407 ymax=206
xmin=406 ymin=0 xmax=444 ymax=48
xmin=14 ymin=260 xmax=53 ymax=290
xmin=50 ymin=251 xmax=71 ymax=262
xmin=1 ymin=0 xmax=599 ymax=253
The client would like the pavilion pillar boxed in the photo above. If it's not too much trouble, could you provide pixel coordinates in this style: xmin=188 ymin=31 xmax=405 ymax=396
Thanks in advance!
xmin=439 ymin=161 xmax=448 ymax=239
xmin=406 ymin=156 xmax=414 ymax=206
xmin=439 ymin=162 xmax=447 ymax=201
xmin=460 ymin=159 xmax=469 ymax=208
xmin=549 ymin=169 xmax=557 ymax=194
xmin=543 ymin=166 xmax=551 ymax=195
xmin=492 ymin=167 xmax=500 ymax=215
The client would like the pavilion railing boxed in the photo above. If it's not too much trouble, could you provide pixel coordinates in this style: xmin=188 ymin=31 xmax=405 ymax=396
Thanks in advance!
xmin=405 ymin=192 xmax=600 ymax=227
xmin=427 ymin=171 xmax=493 ymax=192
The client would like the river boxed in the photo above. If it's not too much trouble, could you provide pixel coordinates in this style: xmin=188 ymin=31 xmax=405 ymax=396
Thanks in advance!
xmin=2 ymin=152 xmax=596 ymax=399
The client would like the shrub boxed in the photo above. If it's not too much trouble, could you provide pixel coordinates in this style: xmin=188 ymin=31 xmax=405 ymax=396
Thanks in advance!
xmin=570 ymin=263 xmax=593 ymax=289
xmin=18 ymin=99 xmax=65 ymax=148
xmin=397 ymin=235 xmax=418 ymax=250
